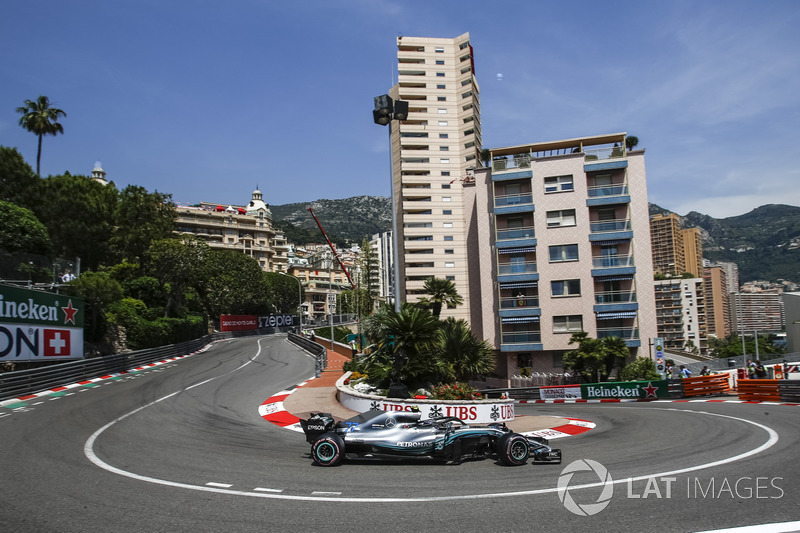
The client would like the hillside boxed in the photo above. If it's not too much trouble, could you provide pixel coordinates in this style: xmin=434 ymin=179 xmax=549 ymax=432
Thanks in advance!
xmin=271 ymin=196 xmax=392 ymax=245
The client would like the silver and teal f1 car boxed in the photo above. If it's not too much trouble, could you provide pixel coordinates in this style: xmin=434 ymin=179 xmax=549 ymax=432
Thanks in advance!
xmin=300 ymin=409 xmax=562 ymax=467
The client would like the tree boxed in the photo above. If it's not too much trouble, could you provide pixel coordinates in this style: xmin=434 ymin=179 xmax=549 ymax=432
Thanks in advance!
xmin=480 ymin=148 xmax=491 ymax=168
xmin=418 ymin=277 xmax=463 ymax=318
xmin=264 ymin=271 xmax=302 ymax=314
xmin=563 ymin=332 xmax=630 ymax=382
xmin=619 ymin=357 xmax=661 ymax=381
xmin=16 ymin=96 xmax=67 ymax=176
xmin=0 ymin=146 xmax=38 ymax=206
xmin=34 ymin=173 xmax=118 ymax=271
xmin=438 ymin=318 xmax=495 ymax=382
xmin=64 ymin=270 xmax=123 ymax=342
xmin=110 ymin=185 xmax=176 ymax=263
xmin=625 ymin=135 xmax=639 ymax=152
xmin=146 ymin=237 xmax=209 ymax=318
xmin=0 ymin=201 xmax=50 ymax=254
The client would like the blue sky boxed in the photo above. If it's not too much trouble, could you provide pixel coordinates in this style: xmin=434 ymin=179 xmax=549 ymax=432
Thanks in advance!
xmin=2 ymin=0 xmax=798 ymax=219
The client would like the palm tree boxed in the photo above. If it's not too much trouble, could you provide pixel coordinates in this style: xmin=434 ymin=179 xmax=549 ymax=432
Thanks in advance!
xmin=16 ymin=95 xmax=67 ymax=176
xmin=418 ymin=277 xmax=463 ymax=318
xmin=625 ymin=135 xmax=639 ymax=152
xmin=438 ymin=318 xmax=495 ymax=382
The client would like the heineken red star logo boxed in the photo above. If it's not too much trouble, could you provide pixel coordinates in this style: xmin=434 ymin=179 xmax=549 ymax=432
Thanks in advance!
xmin=62 ymin=300 xmax=78 ymax=325
xmin=642 ymin=382 xmax=659 ymax=398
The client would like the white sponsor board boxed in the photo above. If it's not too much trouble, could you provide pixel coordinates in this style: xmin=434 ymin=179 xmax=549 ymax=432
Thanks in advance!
xmin=539 ymin=384 xmax=582 ymax=400
xmin=339 ymin=388 xmax=515 ymax=424
xmin=0 ymin=322 xmax=84 ymax=361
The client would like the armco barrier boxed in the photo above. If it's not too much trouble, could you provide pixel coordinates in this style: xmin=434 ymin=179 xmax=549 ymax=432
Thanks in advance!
xmin=778 ymin=381 xmax=800 ymax=403
xmin=737 ymin=379 xmax=781 ymax=402
xmin=0 ymin=328 xmax=293 ymax=402
xmin=682 ymin=374 xmax=731 ymax=397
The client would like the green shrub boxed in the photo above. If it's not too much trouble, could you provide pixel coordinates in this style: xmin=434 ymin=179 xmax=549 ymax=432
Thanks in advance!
xmin=429 ymin=382 xmax=479 ymax=400
xmin=619 ymin=357 xmax=661 ymax=381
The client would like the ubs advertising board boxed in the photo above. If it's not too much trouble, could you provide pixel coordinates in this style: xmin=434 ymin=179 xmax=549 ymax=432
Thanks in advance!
xmin=0 ymin=284 xmax=85 ymax=362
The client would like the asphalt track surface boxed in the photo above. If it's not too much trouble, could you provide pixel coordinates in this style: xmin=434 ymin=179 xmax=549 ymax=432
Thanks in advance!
xmin=1 ymin=335 xmax=799 ymax=533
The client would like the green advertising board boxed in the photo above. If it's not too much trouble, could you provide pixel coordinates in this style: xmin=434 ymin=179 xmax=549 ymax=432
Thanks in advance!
xmin=581 ymin=380 xmax=669 ymax=400
xmin=0 ymin=284 xmax=85 ymax=361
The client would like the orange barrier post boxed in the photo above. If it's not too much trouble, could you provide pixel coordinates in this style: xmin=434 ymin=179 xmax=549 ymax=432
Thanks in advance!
xmin=682 ymin=374 xmax=731 ymax=397
xmin=737 ymin=379 xmax=781 ymax=402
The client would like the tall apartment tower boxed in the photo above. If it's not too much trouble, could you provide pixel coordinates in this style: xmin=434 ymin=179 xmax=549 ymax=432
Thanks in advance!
xmin=649 ymin=213 xmax=702 ymax=276
xmin=465 ymin=133 xmax=657 ymax=376
xmin=389 ymin=33 xmax=481 ymax=320
xmin=703 ymin=265 xmax=732 ymax=338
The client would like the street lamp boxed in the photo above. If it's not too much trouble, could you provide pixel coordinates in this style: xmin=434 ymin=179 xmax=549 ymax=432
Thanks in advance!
xmin=373 ymin=94 xmax=408 ymax=312
xmin=280 ymin=271 xmax=303 ymax=329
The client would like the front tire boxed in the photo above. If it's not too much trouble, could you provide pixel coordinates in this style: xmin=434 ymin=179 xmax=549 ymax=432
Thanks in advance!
xmin=312 ymin=432 xmax=344 ymax=466
xmin=498 ymin=433 xmax=529 ymax=466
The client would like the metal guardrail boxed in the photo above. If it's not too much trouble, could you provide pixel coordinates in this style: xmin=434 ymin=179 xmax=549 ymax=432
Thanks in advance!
xmin=287 ymin=332 xmax=327 ymax=378
xmin=0 ymin=327 xmax=295 ymax=402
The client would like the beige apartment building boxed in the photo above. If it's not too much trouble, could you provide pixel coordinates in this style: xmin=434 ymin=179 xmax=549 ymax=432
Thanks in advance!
xmin=650 ymin=213 xmax=703 ymax=277
xmin=174 ymin=189 xmax=289 ymax=272
xmin=465 ymin=133 xmax=658 ymax=375
xmin=703 ymin=265 xmax=732 ymax=338
xmin=389 ymin=32 xmax=481 ymax=320
xmin=654 ymin=277 xmax=707 ymax=354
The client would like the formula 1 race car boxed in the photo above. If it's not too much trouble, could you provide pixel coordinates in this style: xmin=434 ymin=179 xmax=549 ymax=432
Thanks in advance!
xmin=300 ymin=409 xmax=562 ymax=467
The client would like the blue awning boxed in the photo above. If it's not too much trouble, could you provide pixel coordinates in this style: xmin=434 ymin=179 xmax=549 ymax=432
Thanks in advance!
xmin=498 ymin=246 xmax=536 ymax=254
xmin=596 ymin=311 xmax=637 ymax=320
xmin=499 ymin=281 xmax=538 ymax=289
xmin=595 ymin=275 xmax=634 ymax=282
xmin=591 ymin=239 xmax=630 ymax=246
xmin=501 ymin=316 xmax=540 ymax=323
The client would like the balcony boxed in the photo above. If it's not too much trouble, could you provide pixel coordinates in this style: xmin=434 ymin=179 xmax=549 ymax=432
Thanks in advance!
xmin=597 ymin=326 xmax=640 ymax=347
xmin=589 ymin=218 xmax=633 ymax=242
xmin=501 ymin=330 xmax=541 ymax=344
xmin=496 ymin=226 xmax=535 ymax=241
xmin=591 ymin=254 xmax=636 ymax=277
xmin=594 ymin=290 xmax=638 ymax=314
xmin=583 ymin=146 xmax=628 ymax=172
xmin=498 ymin=261 xmax=537 ymax=275
xmin=588 ymin=183 xmax=629 ymax=198
xmin=499 ymin=295 xmax=541 ymax=319
xmin=491 ymin=154 xmax=533 ymax=181
xmin=494 ymin=193 xmax=533 ymax=207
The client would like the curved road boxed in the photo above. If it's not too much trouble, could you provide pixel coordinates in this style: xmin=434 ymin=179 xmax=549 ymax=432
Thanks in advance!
xmin=1 ymin=335 xmax=798 ymax=532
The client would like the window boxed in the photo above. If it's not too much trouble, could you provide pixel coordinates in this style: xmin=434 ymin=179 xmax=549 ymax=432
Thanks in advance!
xmin=547 ymin=209 xmax=577 ymax=228
xmin=437 ymin=84 xmax=446 ymax=89
xmin=446 ymin=275 xmax=455 ymax=281
xmin=445 ymin=262 xmax=455 ymax=268
xmin=435 ymin=47 xmax=444 ymax=53
xmin=440 ymin=158 xmax=450 ymax=164
xmin=549 ymin=244 xmax=579 ymax=262
xmin=444 ymin=235 xmax=453 ymax=241
xmin=544 ymin=175 xmax=574 ymax=193
xmin=443 ymin=222 xmax=453 ymax=228
xmin=552 ymin=279 xmax=581 ymax=297
xmin=438 ymin=121 xmax=448 ymax=126
xmin=438 ymin=108 xmax=447 ymax=114
xmin=553 ymin=315 xmax=583 ymax=333
xmin=445 ymin=249 xmax=454 ymax=254
xmin=443 ymin=210 xmax=452 ymax=215
xmin=439 ymin=133 xmax=449 ymax=138
xmin=441 ymin=172 xmax=450 ymax=176
xmin=436 ymin=60 xmax=445 ymax=65
xmin=436 ymin=72 xmax=445 ymax=77
xmin=437 ymin=96 xmax=446 ymax=101
xmin=440 ymin=146 xmax=449 ymax=151
xmin=442 ymin=196 xmax=452 ymax=202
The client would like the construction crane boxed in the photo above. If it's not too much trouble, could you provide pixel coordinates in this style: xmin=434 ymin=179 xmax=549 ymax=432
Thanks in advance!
xmin=307 ymin=207 xmax=356 ymax=289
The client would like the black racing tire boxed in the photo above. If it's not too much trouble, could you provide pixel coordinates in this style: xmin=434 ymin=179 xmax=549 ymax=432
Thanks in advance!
xmin=498 ymin=433 xmax=529 ymax=466
xmin=312 ymin=432 xmax=345 ymax=467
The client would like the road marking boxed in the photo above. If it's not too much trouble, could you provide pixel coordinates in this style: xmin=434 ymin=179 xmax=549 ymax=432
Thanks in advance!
xmin=206 ymin=482 xmax=232 ymax=488
xmin=254 ymin=487 xmax=283 ymax=493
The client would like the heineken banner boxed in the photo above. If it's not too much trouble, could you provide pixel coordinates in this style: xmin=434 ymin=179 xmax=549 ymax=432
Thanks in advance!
xmin=580 ymin=380 xmax=669 ymax=400
xmin=0 ymin=284 xmax=85 ymax=362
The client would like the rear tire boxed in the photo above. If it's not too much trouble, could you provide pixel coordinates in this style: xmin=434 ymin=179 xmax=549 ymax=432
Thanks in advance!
xmin=498 ymin=433 xmax=529 ymax=466
xmin=312 ymin=432 xmax=344 ymax=466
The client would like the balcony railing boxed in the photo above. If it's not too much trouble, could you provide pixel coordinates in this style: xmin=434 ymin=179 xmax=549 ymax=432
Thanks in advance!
xmin=587 ymin=184 xmax=629 ymax=198
xmin=500 ymin=296 xmax=540 ymax=309
xmin=501 ymin=331 xmax=541 ymax=344
xmin=590 ymin=218 xmax=631 ymax=234
xmin=492 ymin=154 xmax=531 ymax=172
xmin=592 ymin=254 xmax=634 ymax=268
xmin=496 ymin=226 xmax=535 ymax=241
xmin=498 ymin=261 xmax=537 ymax=275
xmin=494 ymin=193 xmax=533 ymax=207
xmin=595 ymin=291 xmax=637 ymax=304
xmin=584 ymin=146 xmax=625 ymax=162
xmin=597 ymin=327 xmax=639 ymax=340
